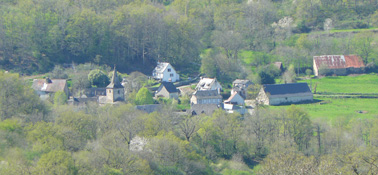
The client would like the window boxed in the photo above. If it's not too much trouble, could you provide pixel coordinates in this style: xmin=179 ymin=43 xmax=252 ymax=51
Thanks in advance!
xmin=170 ymin=73 xmax=174 ymax=77
xmin=168 ymin=68 xmax=171 ymax=72
xmin=118 ymin=90 xmax=120 ymax=94
xmin=109 ymin=90 xmax=111 ymax=93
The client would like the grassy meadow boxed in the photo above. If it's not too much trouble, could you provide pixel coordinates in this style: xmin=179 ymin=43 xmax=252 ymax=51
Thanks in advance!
xmin=299 ymin=74 xmax=378 ymax=94
xmin=270 ymin=97 xmax=378 ymax=121
xmin=271 ymin=74 xmax=378 ymax=120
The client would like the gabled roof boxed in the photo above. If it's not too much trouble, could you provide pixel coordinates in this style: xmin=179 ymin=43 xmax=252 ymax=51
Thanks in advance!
xmin=158 ymin=82 xmax=179 ymax=93
xmin=225 ymin=92 xmax=243 ymax=103
xmin=193 ymin=90 xmax=221 ymax=97
xmin=313 ymin=55 xmax=365 ymax=69
xmin=272 ymin=62 xmax=283 ymax=70
xmin=153 ymin=62 xmax=171 ymax=73
xmin=32 ymin=78 xmax=67 ymax=93
xmin=107 ymin=66 xmax=124 ymax=89
xmin=262 ymin=83 xmax=311 ymax=96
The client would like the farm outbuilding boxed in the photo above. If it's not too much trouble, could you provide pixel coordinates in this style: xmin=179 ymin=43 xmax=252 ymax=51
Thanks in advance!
xmin=313 ymin=55 xmax=365 ymax=76
xmin=256 ymin=83 xmax=313 ymax=105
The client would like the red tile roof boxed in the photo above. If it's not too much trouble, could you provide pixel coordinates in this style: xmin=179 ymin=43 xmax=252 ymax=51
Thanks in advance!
xmin=313 ymin=55 xmax=365 ymax=69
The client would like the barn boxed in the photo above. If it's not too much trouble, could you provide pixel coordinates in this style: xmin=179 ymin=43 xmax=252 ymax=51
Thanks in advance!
xmin=256 ymin=83 xmax=313 ymax=105
xmin=313 ymin=55 xmax=365 ymax=76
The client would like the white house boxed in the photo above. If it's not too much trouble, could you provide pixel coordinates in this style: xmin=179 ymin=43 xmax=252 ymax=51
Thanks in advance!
xmin=152 ymin=62 xmax=179 ymax=82
xmin=196 ymin=78 xmax=222 ymax=91
xmin=224 ymin=92 xmax=244 ymax=105
xmin=256 ymin=83 xmax=313 ymax=105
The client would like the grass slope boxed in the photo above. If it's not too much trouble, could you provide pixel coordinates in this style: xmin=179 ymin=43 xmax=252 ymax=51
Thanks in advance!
xmin=299 ymin=74 xmax=378 ymax=94
xmin=270 ymin=97 xmax=378 ymax=120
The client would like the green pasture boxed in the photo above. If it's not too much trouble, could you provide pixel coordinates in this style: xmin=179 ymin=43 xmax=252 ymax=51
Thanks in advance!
xmin=270 ymin=97 xmax=378 ymax=120
xmin=299 ymin=74 xmax=378 ymax=94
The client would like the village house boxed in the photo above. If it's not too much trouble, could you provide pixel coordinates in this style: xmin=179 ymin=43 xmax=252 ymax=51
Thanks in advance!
xmin=155 ymin=82 xmax=179 ymax=100
xmin=231 ymin=79 xmax=253 ymax=99
xmin=99 ymin=66 xmax=125 ymax=104
xmin=190 ymin=90 xmax=222 ymax=105
xmin=223 ymin=92 xmax=246 ymax=114
xmin=272 ymin=62 xmax=283 ymax=72
xmin=256 ymin=83 xmax=313 ymax=105
xmin=152 ymin=62 xmax=179 ymax=82
xmin=195 ymin=77 xmax=222 ymax=91
xmin=313 ymin=55 xmax=365 ymax=76
xmin=32 ymin=78 xmax=69 ymax=100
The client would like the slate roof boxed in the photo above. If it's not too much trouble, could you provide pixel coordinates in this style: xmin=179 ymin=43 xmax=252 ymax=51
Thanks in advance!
xmin=32 ymin=78 xmax=67 ymax=92
xmin=135 ymin=104 xmax=162 ymax=113
xmin=193 ymin=90 xmax=221 ymax=97
xmin=188 ymin=104 xmax=220 ymax=116
xmin=159 ymin=82 xmax=179 ymax=93
xmin=107 ymin=66 xmax=124 ymax=89
xmin=313 ymin=55 xmax=365 ymax=69
xmin=262 ymin=83 xmax=311 ymax=96
xmin=233 ymin=79 xmax=252 ymax=85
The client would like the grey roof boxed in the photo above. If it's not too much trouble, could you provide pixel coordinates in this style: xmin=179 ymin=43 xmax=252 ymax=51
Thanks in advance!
xmin=107 ymin=66 xmax=124 ymax=89
xmin=233 ymin=79 xmax=252 ymax=85
xmin=158 ymin=82 xmax=179 ymax=93
xmin=188 ymin=104 xmax=220 ymax=116
xmin=135 ymin=104 xmax=162 ymax=113
xmin=32 ymin=78 xmax=67 ymax=92
xmin=193 ymin=90 xmax=221 ymax=97
xmin=262 ymin=83 xmax=311 ymax=96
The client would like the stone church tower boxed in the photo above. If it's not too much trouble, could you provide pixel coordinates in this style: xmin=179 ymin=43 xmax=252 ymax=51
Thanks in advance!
xmin=106 ymin=66 xmax=124 ymax=102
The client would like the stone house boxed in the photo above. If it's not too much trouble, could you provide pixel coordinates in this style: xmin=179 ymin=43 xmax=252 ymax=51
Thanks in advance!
xmin=313 ymin=55 xmax=365 ymax=76
xmin=99 ymin=66 xmax=125 ymax=104
xmin=231 ymin=79 xmax=253 ymax=99
xmin=152 ymin=62 xmax=180 ymax=82
xmin=32 ymin=78 xmax=69 ymax=100
xmin=196 ymin=77 xmax=222 ymax=91
xmin=256 ymin=83 xmax=313 ymax=105
xmin=155 ymin=82 xmax=179 ymax=100
xmin=190 ymin=90 xmax=222 ymax=105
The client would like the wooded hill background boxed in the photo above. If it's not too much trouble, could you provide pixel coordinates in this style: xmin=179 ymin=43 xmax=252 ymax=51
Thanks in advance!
xmin=1 ymin=0 xmax=378 ymax=76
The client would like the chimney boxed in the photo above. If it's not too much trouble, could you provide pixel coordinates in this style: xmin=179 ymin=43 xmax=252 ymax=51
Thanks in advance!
xmin=45 ymin=77 xmax=52 ymax=84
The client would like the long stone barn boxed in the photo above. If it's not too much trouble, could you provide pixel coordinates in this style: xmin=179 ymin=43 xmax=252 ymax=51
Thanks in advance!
xmin=256 ymin=83 xmax=313 ymax=105
xmin=313 ymin=55 xmax=365 ymax=76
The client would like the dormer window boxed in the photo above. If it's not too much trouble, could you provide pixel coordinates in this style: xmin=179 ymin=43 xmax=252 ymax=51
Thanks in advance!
xmin=168 ymin=68 xmax=171 ymax=72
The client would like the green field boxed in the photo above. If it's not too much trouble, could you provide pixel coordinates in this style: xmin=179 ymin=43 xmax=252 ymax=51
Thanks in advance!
xmin=270 ymin=97 xmax=378 ymax=120
xmin=299 ymin=74 xmax=378 ymax=94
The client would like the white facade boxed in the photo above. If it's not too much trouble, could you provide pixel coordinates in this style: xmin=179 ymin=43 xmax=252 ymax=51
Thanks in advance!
xmin=257 ymin=88 xmax=313 ymax=105
xmin=225 ymin=92 xmax=245 ymax=105
xmin=196 ymin=78 xmax=222 ymax=91
xmin=153 ymin=62 xmax=179 ymax=82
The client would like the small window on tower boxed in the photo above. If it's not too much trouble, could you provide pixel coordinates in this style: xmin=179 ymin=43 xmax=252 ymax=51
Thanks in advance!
xmin=118 ymin=90 xmax=120 ymax=94
xmin=109 ymin=90 xmax=111 ymax=93
xmin=168 ymin=68 xmax=171 ymax=72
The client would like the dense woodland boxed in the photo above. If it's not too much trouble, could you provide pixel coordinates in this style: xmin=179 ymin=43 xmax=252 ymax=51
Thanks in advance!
xmin=1 ymin=0 xmax=378 ymax=77
xmin=1 ymin=0 xmax=378 ymax=174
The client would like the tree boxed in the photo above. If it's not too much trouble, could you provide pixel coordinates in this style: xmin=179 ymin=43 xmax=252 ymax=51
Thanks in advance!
xmin=135 ymin=87 xmax=154 ymax=105
xmin=88 ymin=69 xmax=109 ymax=87
xmin=0 ymin=72 xmax=46 ymax=121
xmin=35 ymin=150 xmax=76 ymax=175
xmin=287 ymin=105 xmax=313 ymax=151
xmin=53 ymin=91 xmax=67 ymax=106
xmin=282 ymin=64 xmax=296 ymax=84
xmin=49 ymin=65 xmax=68 ymax=79
xmin=352 ymin=32 xmax=375 ymax=64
